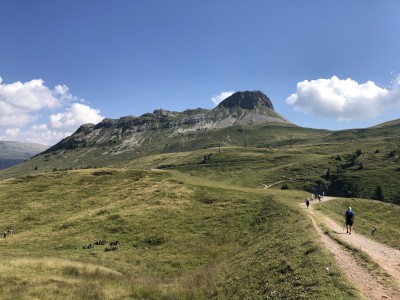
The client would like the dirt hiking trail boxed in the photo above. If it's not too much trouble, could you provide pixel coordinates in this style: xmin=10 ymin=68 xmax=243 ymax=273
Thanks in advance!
xmin=304 ymin=197 xmax=400 ymax=299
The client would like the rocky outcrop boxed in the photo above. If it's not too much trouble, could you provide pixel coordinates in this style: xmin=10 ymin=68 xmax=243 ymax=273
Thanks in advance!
xmin=216 ymin=91 xmax=274 ymax=110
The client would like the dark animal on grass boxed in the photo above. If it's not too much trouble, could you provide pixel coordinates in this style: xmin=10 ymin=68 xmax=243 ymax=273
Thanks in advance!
xmin=6 ymin=229 xmax=12 ymax=235
xmin=104 ymin=246 xmax=118 ymax=252
xmin=110 ymin=240 xmax=119 ymax=246
xmin=94 ymin=239 xmax=107 ymax=245
xmin=371 ymin=227 xmax=377 ymax=236
xmin=82 ymin=244 xmax=94 ymax=249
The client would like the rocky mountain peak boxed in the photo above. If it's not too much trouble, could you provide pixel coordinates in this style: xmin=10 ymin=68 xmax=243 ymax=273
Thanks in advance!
xmin=216 ymin=91 xmax=274 ymax=110
xmin=153 ymin=109 xmax=177 ymax=117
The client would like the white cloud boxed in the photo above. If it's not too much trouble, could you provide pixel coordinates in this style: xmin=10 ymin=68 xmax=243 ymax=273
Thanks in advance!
xmin=0 ymin=77 xmax=61 ymax=111
xmin=0 ymin=76 xmax=104 ymax=145
xmin=286 ymin=75 xmax=400 ymax=121
xmin=211 ymin=91 xmax=235 ymax=105
xmin=0 ymin=77 xmax=75 ymax=127
xmin=49 ymin=103 xmax=103 ymax=129
xmin=5 ymin=128 xmax=20 ymax=137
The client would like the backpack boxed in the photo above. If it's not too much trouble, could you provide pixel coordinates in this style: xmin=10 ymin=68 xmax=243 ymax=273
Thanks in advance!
xmin=345 ymin=210 xmax=355 ymax=220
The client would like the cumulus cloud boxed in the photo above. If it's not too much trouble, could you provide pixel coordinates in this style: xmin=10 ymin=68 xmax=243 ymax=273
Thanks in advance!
xmin=0 ymin=76 xmax=104 ymax=145
xmin=286 ymin=75 xmax=400 ymax=121
xmin=211 ymin=91 xmax=235 ymax=105
xmin=49 ymin=103 xmax=103 ymax=129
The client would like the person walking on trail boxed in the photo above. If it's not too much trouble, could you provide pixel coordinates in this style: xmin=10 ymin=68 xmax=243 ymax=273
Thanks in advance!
xmin=345 ymin=207 xmax=355 ymax=234
xmin=306 ymin=197 xmax=310 ymax=209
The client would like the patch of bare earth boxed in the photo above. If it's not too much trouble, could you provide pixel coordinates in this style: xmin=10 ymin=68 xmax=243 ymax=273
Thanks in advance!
xmin=303 ymin=197 xmax=400 ymax=299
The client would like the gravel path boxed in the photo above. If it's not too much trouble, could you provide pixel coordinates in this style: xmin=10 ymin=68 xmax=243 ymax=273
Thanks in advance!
xmin=304 ymin=197 xmax=400 ymax=299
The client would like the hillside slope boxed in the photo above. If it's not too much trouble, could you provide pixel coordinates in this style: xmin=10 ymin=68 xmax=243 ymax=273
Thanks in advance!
xmin=0 ymin=167 xmax=358 ymax=299
xmin=1 ymin=122 xmax=400 ymax=204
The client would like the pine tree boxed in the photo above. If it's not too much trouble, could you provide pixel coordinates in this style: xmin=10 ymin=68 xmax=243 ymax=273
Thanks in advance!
xmin=372 ymin=185 xmax=385 ymax=201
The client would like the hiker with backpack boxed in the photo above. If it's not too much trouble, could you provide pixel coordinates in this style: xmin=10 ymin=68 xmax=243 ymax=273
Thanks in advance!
xmin=345 ymin=207 xmax=355 ymax=234
xmin=306 ymin=197 xmax=310 ymax=209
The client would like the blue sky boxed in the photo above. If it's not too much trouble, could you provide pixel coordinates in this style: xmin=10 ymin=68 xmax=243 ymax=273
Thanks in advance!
xmin=1 ymin=0 xmax=400 ymax=145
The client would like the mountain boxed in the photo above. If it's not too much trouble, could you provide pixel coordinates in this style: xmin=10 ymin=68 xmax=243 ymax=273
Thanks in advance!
xmin=44 ymin=90 xmax=293 ymax=154
xmin=217 ymin=90 xmax=274 ymax=109
xmin=370 ymin=118 xmax=400 ymax=128
xmin=0 ymin=141 xmax=48 ymax=170
xmin=0 ymin=90 xmax=326 ymax=177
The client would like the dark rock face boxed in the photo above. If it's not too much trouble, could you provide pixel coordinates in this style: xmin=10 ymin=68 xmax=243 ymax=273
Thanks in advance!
xmin=216 ymin=91 xmax=274 ymax=110
xmin=75 ymin=123 xmax=95 ymax=133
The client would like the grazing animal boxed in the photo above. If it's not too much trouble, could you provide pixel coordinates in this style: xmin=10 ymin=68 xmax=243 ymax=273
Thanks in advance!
xmin=83 ymin=244 xmax=94 ymax=249
xmin=6 ymin=229 xmax=12 ymax=235
xmin=371 ymin=227 xmax=377 ymax=236
xmin=3 ymin=231 xmax=7 ymax=238
xmin=104 ymin=246 xmax=118 ymax=252
xmin=94 ymin=240 xmax=107 ymax=245
xmin=110 ymin=241 xmax=119 ymax=246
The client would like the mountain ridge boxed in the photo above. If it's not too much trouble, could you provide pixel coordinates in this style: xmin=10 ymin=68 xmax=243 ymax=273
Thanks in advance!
xmin=44 ymin=90 xmax=293 ymax=154
xmin=0 ymin=141 xmax=48 ymax=170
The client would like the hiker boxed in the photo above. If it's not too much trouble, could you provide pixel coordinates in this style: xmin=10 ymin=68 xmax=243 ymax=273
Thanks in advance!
xmin=318 ymin=194 xmax=321 ymax=202
xmin=306 ymin=197 xmax=310 ymax=209
xmin=345 ymin=207 xmax=355 ymax=234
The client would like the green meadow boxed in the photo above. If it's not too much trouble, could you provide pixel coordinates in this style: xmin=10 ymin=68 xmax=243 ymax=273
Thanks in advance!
xmin=1 ymin=166 xmax=357 ymax=299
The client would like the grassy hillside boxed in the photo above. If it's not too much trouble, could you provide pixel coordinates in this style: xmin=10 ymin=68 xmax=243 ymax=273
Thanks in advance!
xmin=2 ymin=129 xmax=400 ymax=204
xmin=317 ymin=197 xmax=400 ymax=249
xmin=126 ymin=142 xmax=400 ymax=203
xmin=0 ymin=123 xmax=330 ymax=180
xmin=0 ymin=167 xmax=358 ymax=299
xmin=2 ymin=120 xmax=400 ymax=205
